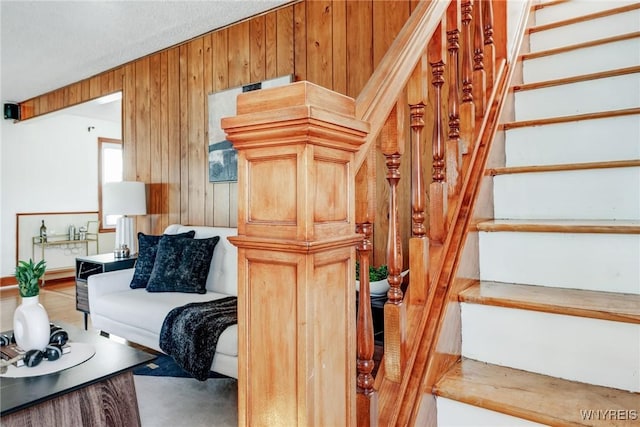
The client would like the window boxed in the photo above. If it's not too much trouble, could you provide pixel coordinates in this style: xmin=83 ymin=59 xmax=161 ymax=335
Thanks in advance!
xmin=98 ymin=137 xmax=123 ymax=231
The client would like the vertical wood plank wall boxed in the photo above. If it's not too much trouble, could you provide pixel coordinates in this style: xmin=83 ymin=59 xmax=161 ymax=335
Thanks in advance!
xmin=19 ymin=1 xmax=414 ymax=261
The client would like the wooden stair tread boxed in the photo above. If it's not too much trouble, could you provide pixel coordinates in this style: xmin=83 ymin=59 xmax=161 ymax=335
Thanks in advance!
xmin=512 ymin=65 xmax=640 ymax=93
xmin=459 ymin=281 xmax=640 ymax=324
xmin=487 ymin=159 xmax=640 ymax=176
xmin=501 ymin=107 xmax=639 ymax=131
xmin=521 ymin=31 xmax=640 ymax=61
xmin=475 ymin=219 xmax=640 ymax=234
xmin=434 ymin=358 xmax=640 ymax=427
xmin=528 ymin=3 xmax=640 ymax=35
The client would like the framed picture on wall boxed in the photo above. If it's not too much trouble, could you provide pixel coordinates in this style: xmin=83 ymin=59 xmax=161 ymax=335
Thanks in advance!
xmin=208 ymin=74 xmax=293 ymax=183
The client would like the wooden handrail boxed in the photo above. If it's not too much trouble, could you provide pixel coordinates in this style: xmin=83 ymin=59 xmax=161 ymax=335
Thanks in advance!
xmin=354 ymin=0 xmax=450 ymax=171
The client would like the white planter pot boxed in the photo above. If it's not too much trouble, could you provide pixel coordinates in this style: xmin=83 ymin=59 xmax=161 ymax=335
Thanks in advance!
xmin=356 ymin=270 xmax=409 ymax=296
xmin=13 ymin=295 xmax=50 ymax=351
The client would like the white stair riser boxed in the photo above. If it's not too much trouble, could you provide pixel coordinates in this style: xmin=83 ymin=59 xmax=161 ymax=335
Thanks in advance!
xmin=534 ymin=1 xmax=639 ymax=26
xmin=514 ymin=73 xmax=640 ymax=121
xmin=437 ymin=397 xmax=545 ymax=427
xmin=523 ymin=37 xmax=640 ymax=84
xmin=461 ymin=304 xmax=640 ymax=392
xmin=505 ymin=115 xmax=640 ymax=166
xmin=530 ymin=8 xmax=640 ymax=52
xmin=479 ymin=231 xmax=640 ymax=294
xmin=493 ymin=167 xmax=640 ymax=220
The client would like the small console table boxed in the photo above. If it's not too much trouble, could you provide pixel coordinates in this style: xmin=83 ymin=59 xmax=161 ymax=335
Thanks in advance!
xmin=33 ymin=233 xmax=99 ymax=284
xmin=75 ymin=253 xmax=137 ymax=330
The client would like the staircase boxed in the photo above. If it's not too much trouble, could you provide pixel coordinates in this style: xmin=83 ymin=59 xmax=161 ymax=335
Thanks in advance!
xmin=432 ymin=1 xmax=640 ymax=425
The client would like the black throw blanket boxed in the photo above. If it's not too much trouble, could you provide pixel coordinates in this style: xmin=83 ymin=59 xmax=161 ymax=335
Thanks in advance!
xmin=159 ymin=296 xmax=237 ymax=381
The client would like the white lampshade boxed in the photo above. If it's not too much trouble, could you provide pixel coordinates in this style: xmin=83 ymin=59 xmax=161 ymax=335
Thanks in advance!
xmin=103 ymin=181 xmax=147 ymax=255
xmin=103 ymin=181 xmax=147 ymax=216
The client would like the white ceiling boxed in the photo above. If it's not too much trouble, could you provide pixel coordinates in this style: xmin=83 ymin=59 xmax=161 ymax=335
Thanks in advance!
xmin=1 ymin=0 xmax=292 ymax=105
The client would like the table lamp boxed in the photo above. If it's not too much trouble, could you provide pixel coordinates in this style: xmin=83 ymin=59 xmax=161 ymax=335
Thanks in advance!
xmin=103 ymin=181 xmax=147 ymax=257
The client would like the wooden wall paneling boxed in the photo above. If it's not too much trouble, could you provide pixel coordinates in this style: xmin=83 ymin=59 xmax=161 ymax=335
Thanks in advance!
xmin=187 ymin=38 xmax=206 ymax=226
xmin=213 ymin=29 xmax=229 ymax=92
xmin=62 ymin=87 xmax=71 ymax=108
xmin=135 ymin=56 xmax=152 ymax=236
xmin=204 ymin=34 xmax=216 ymax=227
xmin=228 ymin=21 xmax=251 ymax=87
xmin=45 ymin=92 xmax=55 ymax=114
xmin=179 ymin=44 xmax=189 ymax=224
xmin=294 ymin=1 xmax=307 ymax=82
xmin=276 ymin=6 xmax=295 ymax=78
xmin=100 ymin=71 xmax=113 ymax=95
xmin=67 ymin=82 xmax=82 ymax=106
xmin=212 ymin=29 xmax=232 ymax=227
xmin=89 ymin=75 xmax=101 ymax=99
xmin=159 ymin=51 xmax=170 ymax=232
xmin=50 ymin=89 xmax=64 ymax=112
xmin=372 ymin=0 xmax=411 ymax=67
xmin=122 ymin=63 xmax=137 ymax=184
xmin=29 ymin=99 xmax=38 ymax=118
xmin=250 ymin=15 xmax=267 ymax=83
xmin=265 ymin=12 xmax=278 ymax=80
xmin=20 ymin=99 xmax=35 ymax=120
xmin=167 ymin=47 xmax=181 ymax=228
xmin=149 ymin=53 xmax=163 ymax=233
xmin=306 ymin=0 xmax=333 ymax=89
xmin=332 ymin=0 xmax=347 ymax=95
xmin=39 ymin=93 xmax=49 ymax=115
xmin=346 ymin=1 xmax=373 ymax=98
xmin=81 ymin=80 xmax=91 ymax=103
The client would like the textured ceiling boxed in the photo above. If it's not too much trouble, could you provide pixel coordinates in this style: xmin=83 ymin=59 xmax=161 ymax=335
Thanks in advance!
xmin=1 ymin=0 xmax=291 ymax=104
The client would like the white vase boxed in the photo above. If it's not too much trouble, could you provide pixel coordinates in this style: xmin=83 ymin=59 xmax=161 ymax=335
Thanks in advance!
xmin=13 ymin=295 xmax=50 ymax=351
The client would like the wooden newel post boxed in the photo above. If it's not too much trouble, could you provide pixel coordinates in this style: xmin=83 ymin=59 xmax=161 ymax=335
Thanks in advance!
xmin=222 ymin=81 xmax=369 ymax=427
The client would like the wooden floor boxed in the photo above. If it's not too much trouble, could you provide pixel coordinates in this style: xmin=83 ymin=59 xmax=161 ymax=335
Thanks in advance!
xmin=1 ymin=279 xmax=88 ymax=333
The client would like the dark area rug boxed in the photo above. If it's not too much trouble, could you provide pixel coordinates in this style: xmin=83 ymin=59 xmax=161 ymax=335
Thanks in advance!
xmin=133 ymin=354 xmax=228 ymax=379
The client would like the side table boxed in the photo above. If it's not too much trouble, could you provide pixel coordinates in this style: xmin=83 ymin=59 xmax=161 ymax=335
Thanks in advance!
xmin=75 ymin=253 xmax=137 ymax=330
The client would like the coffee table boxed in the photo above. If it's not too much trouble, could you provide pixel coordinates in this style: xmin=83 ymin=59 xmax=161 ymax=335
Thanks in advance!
xmin=0 ymin=322 xmax=155 ymax=426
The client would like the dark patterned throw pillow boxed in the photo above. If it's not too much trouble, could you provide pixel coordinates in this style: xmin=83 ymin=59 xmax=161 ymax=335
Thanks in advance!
xmin=146 ymin=236 xmax=220 ymax=294
xmin=129 ymin=231 xmax=196 ymax=289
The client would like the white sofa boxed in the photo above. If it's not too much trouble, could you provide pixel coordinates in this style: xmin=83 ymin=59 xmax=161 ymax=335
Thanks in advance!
xmin=88 ymin=225 xmax=238 ymax=379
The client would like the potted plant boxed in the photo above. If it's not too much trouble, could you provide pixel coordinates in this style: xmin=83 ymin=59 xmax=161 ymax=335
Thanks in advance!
xmin=15 ymin=259 xmax=46 ymax=297
xmin=13 ymin=259 xmax=50 ymax=351
xmin=355 ymin=261 xmax=409 ymax=296
xmin=356 ymin=262 xmax=390 ymax=296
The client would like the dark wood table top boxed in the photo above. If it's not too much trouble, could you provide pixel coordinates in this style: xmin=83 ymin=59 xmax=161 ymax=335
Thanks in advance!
xmin=0 ymin=322 xmax=155 ymax=416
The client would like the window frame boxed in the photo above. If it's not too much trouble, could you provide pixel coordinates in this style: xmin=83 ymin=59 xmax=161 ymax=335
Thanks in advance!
xmin=98 ymin=137 xmax=123 ymax=232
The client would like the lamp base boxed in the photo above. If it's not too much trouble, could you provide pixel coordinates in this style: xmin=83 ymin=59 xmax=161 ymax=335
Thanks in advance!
xmin=114 ymin=216 xmax=136 ymax=256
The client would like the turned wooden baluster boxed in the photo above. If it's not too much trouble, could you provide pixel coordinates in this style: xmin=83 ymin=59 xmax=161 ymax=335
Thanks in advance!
xmin=473 ymin=0 xmax=487 ymax=117
xmin=446 ymin=0 xmax=462 ymax=197
xmin=429 ymin=22 xmax=447 ymax=244
xmin=381 ymin=104 xmax=405 ymax=383
xmin=385 ymin=152 xmax=404 ymax=306
xmin=460 ymin=0 xmax=475 ymax=155
xmin=483 ymin=0 xmax=496 ymax=90
xmin=408 ymin=101 xmax=429 ymax=305
xmin=410 ymin=103 xmax=426 ymax=239
xmin=356 ymin=222 xmax=378 ymax=427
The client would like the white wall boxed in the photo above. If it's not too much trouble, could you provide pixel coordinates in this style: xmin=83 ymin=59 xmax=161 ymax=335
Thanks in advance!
xmin=1 ymin=111 xmax=120 ymax=277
